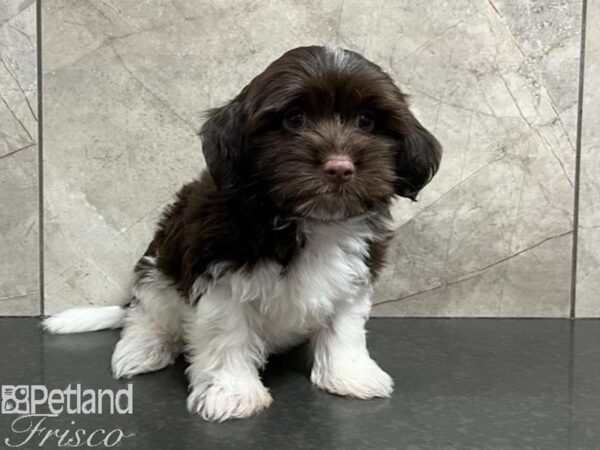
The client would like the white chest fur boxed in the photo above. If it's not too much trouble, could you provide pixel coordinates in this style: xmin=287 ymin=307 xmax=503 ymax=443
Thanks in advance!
xmin=225 ymin=217 xmax=374 ymax=350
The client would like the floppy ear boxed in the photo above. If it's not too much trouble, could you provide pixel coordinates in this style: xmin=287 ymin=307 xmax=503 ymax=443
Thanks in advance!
xmin=199 ymin=100 xmax=245 ymax=189
xmin=395 ymin=114 xmax=442 ymax=201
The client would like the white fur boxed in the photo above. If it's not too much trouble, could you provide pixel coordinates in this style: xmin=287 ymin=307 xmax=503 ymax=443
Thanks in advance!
xmin=325 ymin=44 xmax=348 ymax=68
xmin=185 ymin=283 xmax=272 ymax=421
xmin=45 ymin=216 xmax=393 ymax=421
xmin=310 ymin=289 xmax=393 ymax=398
xmin=184 ymin=216 xmax=393 ymax=420
xmin=43 ymin=306 xmax=126 ymax=334
xmin=112 ymin=263 xmax=191 ymax=379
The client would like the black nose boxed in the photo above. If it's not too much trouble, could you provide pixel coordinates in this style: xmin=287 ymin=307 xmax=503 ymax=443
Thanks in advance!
xmin=322 ymin=156 xmax=355 ymax=184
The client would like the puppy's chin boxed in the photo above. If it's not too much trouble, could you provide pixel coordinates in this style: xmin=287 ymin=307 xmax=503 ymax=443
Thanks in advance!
xmin=291 ymin=193 xmax=371 ymax=222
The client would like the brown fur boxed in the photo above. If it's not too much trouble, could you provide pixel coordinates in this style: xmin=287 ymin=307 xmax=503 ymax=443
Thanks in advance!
xmin=140 ymin=46 xmax=441 ymax=299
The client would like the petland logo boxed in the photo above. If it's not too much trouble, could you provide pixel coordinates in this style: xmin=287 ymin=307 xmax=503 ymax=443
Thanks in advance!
xmin=1 ymin=385 xmax=135 ymax=448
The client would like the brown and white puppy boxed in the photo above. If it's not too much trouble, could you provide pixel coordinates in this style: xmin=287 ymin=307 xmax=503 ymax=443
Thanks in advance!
xmin=44 ymin=45 xmax=442 ymax=422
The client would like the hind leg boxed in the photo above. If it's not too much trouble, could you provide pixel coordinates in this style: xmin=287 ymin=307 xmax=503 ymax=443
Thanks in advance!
xmin=112 ymin=256 xmax=191 ymax=379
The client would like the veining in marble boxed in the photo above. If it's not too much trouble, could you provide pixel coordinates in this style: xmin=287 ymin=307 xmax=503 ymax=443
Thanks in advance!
xmin=0 ymin=0 xmax=38 ymax=315
xmin=492 ymin=0 xmax=582 ymax=142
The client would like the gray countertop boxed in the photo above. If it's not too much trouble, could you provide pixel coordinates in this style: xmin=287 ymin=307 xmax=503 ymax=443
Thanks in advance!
xmin=0 ymin=318 xmax=598 ymax=449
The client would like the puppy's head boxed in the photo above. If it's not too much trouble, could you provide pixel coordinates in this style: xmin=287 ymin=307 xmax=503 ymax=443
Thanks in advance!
xmin=201 ymin=46 xmax=442 ymax=221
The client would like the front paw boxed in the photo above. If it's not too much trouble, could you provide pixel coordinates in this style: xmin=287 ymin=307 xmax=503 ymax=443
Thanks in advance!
xmin=311 ymin=358 xmax=394 ymax=399
xmin=187 ymin=377 xmax=273 ymax=422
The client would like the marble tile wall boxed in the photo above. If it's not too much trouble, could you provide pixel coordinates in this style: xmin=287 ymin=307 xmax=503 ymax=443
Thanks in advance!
xmin=0 ymin=0 xmax=39 ymax=315
xmin=351 ymin=0 xmax=580 ymax=316
xmin=576 ymin=0 xmax=600 ymax=317
xmin=0 ymin=0 xmax=596 ymax=317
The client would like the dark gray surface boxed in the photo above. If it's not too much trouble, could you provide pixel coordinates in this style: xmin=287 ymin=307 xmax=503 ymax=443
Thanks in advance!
xmin=0 ymin=318 xmax=599 ymax=450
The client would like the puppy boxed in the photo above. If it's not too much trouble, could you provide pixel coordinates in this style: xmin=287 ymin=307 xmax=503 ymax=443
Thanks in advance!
xmin=44 ymin=45 xmax=442 ymax=422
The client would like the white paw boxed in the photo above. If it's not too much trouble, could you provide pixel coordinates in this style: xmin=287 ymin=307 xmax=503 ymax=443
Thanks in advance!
xmin=187 ymin=377 xmax=273 ymax=422
xmin=111 ymin=332 xmax=179 ymax=379
xmin=311 ymin=358 xmax=394 ymax=399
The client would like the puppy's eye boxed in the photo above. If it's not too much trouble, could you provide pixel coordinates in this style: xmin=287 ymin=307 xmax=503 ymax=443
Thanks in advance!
xmin=357 ymin=111 xmax=374 ymax=132
xmin=284 ymin=108 xmax=305 ymax=129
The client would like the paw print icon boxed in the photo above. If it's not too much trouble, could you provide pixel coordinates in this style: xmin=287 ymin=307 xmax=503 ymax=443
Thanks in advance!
xmin=3 ymin=399 xmax=16 ymax=412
